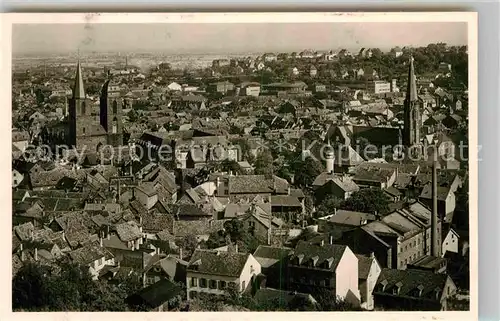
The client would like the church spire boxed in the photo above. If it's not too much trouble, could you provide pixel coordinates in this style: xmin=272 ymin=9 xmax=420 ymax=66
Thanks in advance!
xmin=406 ymin=56 xmax=418 ymax=102
xmin=72 ymin=60 xmax=86 ymax=99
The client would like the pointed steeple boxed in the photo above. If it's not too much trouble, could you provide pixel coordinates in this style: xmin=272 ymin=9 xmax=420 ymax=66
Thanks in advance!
xmin=406 ymin=56 xmax=418 ymax=102
xmin=72 ymin=60 xmax=85 ymax=99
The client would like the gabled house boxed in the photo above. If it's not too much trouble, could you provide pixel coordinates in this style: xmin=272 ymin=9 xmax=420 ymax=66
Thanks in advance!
xmin=442 ymin=228 xmax=460 ymax=256
xmin=69 ymin=241 xmax=115 ymax=280
xmin=186 ymin=249 xmax=262 ymax=300
xmin=239 ymin=206 xmax=286 ymax=243
xmin=418 ymin=184 xmax=456 ymax=222
xmin=142 ymin=254 xmax=188 ymax=286
xmin=313 ymin=173 xmax=360 ymax=202
xmin=288 ymin=240 xmax=361 ymax=306
xmin=373 ymin=268 xmax=457 ymax=311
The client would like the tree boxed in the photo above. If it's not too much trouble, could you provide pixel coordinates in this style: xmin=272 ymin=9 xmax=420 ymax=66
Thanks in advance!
xmin=177 ymin=234 xmax=198 ymax=255
xmin=342 ymin=188 xmax=390 ymax=215
xmin=127 ymin=109 xmax=138 ymax=122
xmin=223 ymin=220 xmax=246 ymax=243
xmin=13 ymin=262 xmax=136 ymax=312
xmin=292 ymin=156 xmax=323 ymax=188
xmin=313 ymin=289 xmax=362 ymax=311
xmin=315 ymin=195 xmax=344 ymax=218
xmin=216 ymin=159 xmax=245 ymax=175
xmin=12 ymin=263 xmax=51 ymax=310
xmin=254 ymin=149 xmax=274 ymax=176
xmin=205 ymin=230 xmax=227 ymax=249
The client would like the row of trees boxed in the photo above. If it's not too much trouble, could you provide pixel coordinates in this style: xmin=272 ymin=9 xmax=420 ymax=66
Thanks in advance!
xmin=191 ymin=284 xmax=361 ymax=311
xmin=13 ymin=262 xmax=143 ymax=311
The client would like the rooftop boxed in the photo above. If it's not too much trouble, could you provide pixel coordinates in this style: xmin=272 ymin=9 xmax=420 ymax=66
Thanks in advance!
xmin=187 ymin=249 xmax=250 ymax=277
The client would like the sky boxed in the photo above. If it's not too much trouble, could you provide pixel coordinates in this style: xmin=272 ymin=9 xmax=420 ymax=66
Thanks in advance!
xmin=12 ymin=22 xmax=468 ymax=55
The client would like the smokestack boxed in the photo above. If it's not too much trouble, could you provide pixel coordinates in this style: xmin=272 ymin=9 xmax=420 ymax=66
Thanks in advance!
xmin=179 ymin=248 xmax=183 ymax=260
xmin=431 ymin=160 xmax=439 ymax=257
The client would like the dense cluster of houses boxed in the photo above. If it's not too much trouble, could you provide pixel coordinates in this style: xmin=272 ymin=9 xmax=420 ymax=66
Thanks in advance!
xmin=12 ymin=46 xmax=469 ymax=311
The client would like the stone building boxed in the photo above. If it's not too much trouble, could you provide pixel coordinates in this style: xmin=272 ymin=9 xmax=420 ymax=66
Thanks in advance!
xmin=42 ymin=61 xmax=124 ymax=152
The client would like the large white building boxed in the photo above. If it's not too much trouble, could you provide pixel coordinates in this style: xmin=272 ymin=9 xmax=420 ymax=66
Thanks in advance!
xmin=367 ymin=80 xmax=391 ymax=94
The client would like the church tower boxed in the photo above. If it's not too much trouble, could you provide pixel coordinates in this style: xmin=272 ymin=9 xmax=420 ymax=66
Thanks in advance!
xmin=100 ymin=77 xmax=124 ymax=147
xmin=403 ymin=56 xmax=422 ymax=147
xmin=68 ymin=61 xmax=92 ymax=148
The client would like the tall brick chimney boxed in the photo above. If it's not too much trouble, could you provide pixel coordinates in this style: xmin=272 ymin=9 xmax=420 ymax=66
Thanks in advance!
xmin=431 ymin=159 xmax=439 ymax=257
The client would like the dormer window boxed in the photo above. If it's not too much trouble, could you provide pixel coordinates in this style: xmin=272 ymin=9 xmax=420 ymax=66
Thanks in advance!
xmin=379 ymin=279 xmax=388 ymax=292
xmin=393 ymin=281 xmax=403 ymax=295
xmin=323 ymin=257 xmax=334 ymax=269
xmin=435 ymin=288 xmax=441 ymax=300
xmin=417 ymin=284 xmax=425 ymax=297
xmin=296 ymin=254 xmax=304 ymax=265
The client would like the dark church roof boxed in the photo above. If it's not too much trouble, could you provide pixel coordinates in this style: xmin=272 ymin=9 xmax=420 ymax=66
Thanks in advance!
xmin=73 ymin=61 xmax=85 ymax=99
xmin=406 ymin=56 xmax=418 ymax=102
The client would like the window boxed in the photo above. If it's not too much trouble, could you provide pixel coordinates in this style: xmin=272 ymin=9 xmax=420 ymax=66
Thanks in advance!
xmin=200 ymin=278 xmax=207 ymax=288
xmin=113 ymin=100 xmax=118 ymax=114
xmin=82 ymin=127 xmax=86 ymax=134
xmin=209 ymin=280 xmax=217 ymax=289
xmin=14 ymin=179 xmax=17 ymax=185
xmin=81 ymin=102 xmax=86 ymax=115
xmin=190 ymin=277 xmax=198 ymax=287
xmin=219 ymin=281 xmax=227 ymax=290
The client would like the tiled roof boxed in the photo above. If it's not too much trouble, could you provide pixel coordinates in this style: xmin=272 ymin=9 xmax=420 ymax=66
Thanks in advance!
xmin=70 ymin=242 xmax=113 ymax=265
xmin=227 ymin=175 xmax=274 ymax=194
xmin=136 ymin=182 xmax=157 ymax=197
xmin=254 ymin=288 xmax=316 ymax=307
xmin=14 ymin=222 xmax=35 ymax=241
xmin=291 ymin=240 xmax=347 ymax=271
xmin=171 ymin=204 xmax=211 ymax=218
xmin=142 ymin=211 xmax=174 ymax=234
xmin=187 ymin=249 xmax=250 ymax=277
xmin=115 ymin=221 xmax=142 ymax=242
xmin=322 ymin=210 xmax=376 ymax=226
xmin=353 ymin=167 xmax=395 ymax=183
xmin=173 ymin=219 xmax=226 ymax=238
xmin=271 ymin=195 xmax=302 ymax=207
xmin=362 ymin=221 xmax=400 ymax=238
xmin=419 ymin=184 xmax=452 ymax=201
xmin=129 ymin=278 xmax=182 ymax=308
xmin=253 ymin=245 xmax=292 ymax=268
xmin=374 ymin=268 xmax=450 ymax=300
